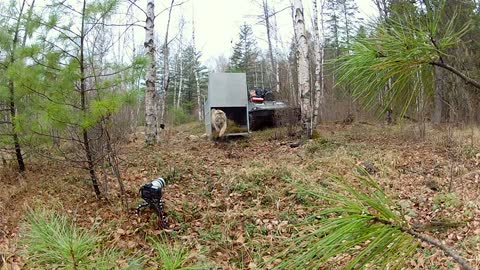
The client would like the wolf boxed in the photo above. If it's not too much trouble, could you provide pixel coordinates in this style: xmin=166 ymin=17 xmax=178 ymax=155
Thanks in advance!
xmin=211 ymin=109 xmax=227 ymax=138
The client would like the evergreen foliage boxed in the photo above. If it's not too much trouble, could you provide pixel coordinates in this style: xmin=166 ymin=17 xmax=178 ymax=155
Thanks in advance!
xmin=325 ymin=0 xmax=359 ymax=50
xmin=2 ymin=0 xmax=146 ymax=195
xmin=170 ymin=45 xmax=208 ymax=113
xmin=335 ymin=0 xmax=470 ymax=116
xmin=273 ymin=169 xmax=469 ymax=269
xmin=21 ymin=208 xmax=142 ymax=269
xmin=229 ymin=23 xmax=260 ymax=89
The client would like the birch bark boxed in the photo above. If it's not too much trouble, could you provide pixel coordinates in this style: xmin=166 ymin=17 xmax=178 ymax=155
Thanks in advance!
xmin=312 ymin=0 xmax=323 ymax=126
xmin=144 ymin=0 xmax=157 ymax=145
xmin=294 ymin=0 xmax=312 ymax=137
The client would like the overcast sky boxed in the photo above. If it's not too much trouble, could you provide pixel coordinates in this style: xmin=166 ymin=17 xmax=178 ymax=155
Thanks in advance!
xmin=26 ymin=0 xmax=379 ymax=68
xmin=148 ymin=0 xmax=379 ymax=69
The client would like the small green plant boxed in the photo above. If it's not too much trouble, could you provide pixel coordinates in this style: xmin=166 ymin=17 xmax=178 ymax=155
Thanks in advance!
xmin=245 ymin=222 xmax=257 ymax=238
xmin=151 ymin=236 xmax=204 ymax=270
xmin=199 ymin=226 xmax=223 ymax=242
xmin=278 ymin=210 xmax=299 ymax=224
xmin=21 ymin=208 xmax=141 ymax=269
xmin=306 ymin=138 xmax=337 ymax=154
xmin=167 ymin=107 xmax=196 ymax=126
xmin=461 ymin=144 xmax=477 ymax=159
xmin=432 ymin=193 xmax=461 ymax=209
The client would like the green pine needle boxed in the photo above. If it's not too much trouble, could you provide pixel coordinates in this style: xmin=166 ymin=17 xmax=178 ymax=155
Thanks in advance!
xmin=273 ymin=170 xmax=418 ymax=269
xmin=334 ymin=1 xmax=470 ymax=117
xmin=150 ymin=236 xmax=205 ymax=270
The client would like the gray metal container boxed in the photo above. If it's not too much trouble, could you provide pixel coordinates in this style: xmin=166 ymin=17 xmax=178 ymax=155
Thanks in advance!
xmin=204 ymin=73 xmax=250 ymax=137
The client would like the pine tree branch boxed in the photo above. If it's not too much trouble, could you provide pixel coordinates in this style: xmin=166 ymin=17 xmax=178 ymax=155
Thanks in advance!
xmin=430 ymin=61 xmax=480 ymax=91
xmin=23 ymin=85 xmax=81 ymax=110
xmin=407 ymin=230 xmax=474 ymax=270
xmin=371 ymin=217 xmax=474 ymax=269
xmin=43 ymin=39 xmax=80 ymax=62
xmin=83 ymin=65 xmax=134 ymax=80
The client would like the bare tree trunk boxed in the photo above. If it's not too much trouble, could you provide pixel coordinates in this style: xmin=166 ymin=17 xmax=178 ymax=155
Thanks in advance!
xmin=104 ymin=121 xmax=127 ymax=208
xmin=80 ymin=0 xmax=101 ymax=197
xmin=417 ymin=71 xmax=426 ymax=139
xmin=176 ymin=45 xmax=183 ymax=108
xmin=177 ymin=61 xmax=183 ymax=108
xmin=341 ymin=0 xmax=354 ymax=118
xmin=261 ymin=61 xmax=265 ymax=88
xmin=172 ymin=54 xmax=178 ymax=108
xmin=373 ymin=0 xmax=389 ymax=18
xmin=320 ymin=0 xmax=326 ymax=122
xmin=263 ymin=0 xmax=279 ymax=93
xmin=275 ymin=61 xmax=280 ymax=92
xmin=191 ymin=4 xmax=203 ymax=120
xmin=386 ymin=78 xmax=393 ymax=124
xmin=294 ymin=0 xmax=312 ymax=138
xmin=159 ymin=0 xmax=175 ymax=130
xmin=432 ymin=65 xmax=446 ymax=124
xmin=144 ymin=0 xmax=157 ymax=145
xmin=194 ymin=70 xmax=202 ymax=121
xmin=312 ymin=0 xmax=323 ymax=126
xmin=290 ymin=3 xmax=299 ymax=103
xmin=194 ymin=72 xmax=202 ymax=120
xmin=287 ymin=61 xmax=296 ymax=104
xmin=7 ymin=0 xmax=28 ymax=172
xmin=374 ymin=0 xmax=393 ymax=124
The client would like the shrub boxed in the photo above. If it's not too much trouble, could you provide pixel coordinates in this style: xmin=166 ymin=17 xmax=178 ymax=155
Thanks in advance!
xmin=151 ymin=236 xmax=204 ymax=270
xmin=167 ymin=107 xmax=196 ymax=126
xmin=21 ymin=208 xmax=141 ymax=269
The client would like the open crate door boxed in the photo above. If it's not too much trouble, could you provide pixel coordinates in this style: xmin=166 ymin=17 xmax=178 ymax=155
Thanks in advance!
xmin=205 ymin=73 xmax=250 ymax=138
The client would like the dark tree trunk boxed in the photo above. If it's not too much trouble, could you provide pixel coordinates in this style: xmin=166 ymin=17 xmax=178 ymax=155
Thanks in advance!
xmin=8 ymin=0 xmax=28 ymax=172
xmin=9 ymin=81 xmax=25 ymax=172
xmin=80 ymin=0 xmax=101 ymax=197
xmin=432 ymin=65 xmax=446 ymax=124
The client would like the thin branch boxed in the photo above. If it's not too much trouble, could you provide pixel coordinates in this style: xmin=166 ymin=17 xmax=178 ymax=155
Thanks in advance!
xmin=42 ymin=22 xmax=82 ymax=43
xmin=24 ymin=85 xmax=81 ymax=109
xmin=430 ymin=61 xmax=480 ymax=91
xmin=31 ymin=130 xmax=83 ymax=144
xmin=126 ymin=0 xmax=147 ymax=17
xmin=85 ymin=21 xmax=144 ymax=28
xmin=369 ymin=216 xmax=474 ymax=270
xmin=83 ymin=64 xmax=133 ymax=80
xmin=30 ymin=56 xmax=63 ymax=71
xmin=84 ymin=5 xmax=117 ymax=37
xmin=155 ymin=0 xmax=189 ymax=17
xmin=57 ymin=1 xmax=84 ymax=16
xmin=42 ymin=39 xmax=80 ymax=62
xmin=251 ymin=5 xmax=291 ymax=25
xmin=407 ymin=230 xmax=474 ymax=270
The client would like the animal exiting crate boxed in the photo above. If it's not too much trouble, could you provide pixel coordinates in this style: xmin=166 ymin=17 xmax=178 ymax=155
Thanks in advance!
xmin=204 ymin=73 xmax=250 ymax=139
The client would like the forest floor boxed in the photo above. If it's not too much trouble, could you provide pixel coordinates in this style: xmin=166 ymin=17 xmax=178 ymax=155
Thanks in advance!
xmin=1 ymin=122 xmax=480 ymax=269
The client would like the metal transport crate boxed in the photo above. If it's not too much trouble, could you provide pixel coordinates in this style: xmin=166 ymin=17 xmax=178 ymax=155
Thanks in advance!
xmin=204 ymin=73 xmax=250 ymax=138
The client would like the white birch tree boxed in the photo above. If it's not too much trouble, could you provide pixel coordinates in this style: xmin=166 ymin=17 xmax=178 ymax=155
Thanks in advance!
xmin=293 ymin=0 xmax=312 ymax=137
xmin=312 ymin=0 xmax=324 ymax=125
xmin=176 ymin=24 xmax=184 ymax=108
xmin=158 ymin=0 xmax=175 ymax=132
xmin=144 ymin=0 xmax=157 ymax=145
xmin=192 ymin=14 xmax=203 ymax=121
